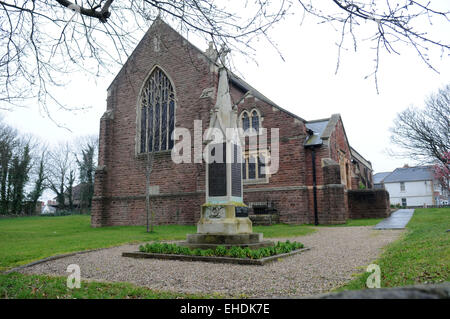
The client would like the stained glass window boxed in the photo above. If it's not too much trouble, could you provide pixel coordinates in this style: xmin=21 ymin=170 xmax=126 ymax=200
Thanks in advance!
xmin=139 ymin=68 xmax=175 ymax=153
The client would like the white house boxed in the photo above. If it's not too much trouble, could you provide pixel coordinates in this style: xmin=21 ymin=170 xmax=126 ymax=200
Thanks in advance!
xmin=380 ymin=166 xmax=445 ymax=207
xmin=42 ymin=204 xmax=56 ymax=214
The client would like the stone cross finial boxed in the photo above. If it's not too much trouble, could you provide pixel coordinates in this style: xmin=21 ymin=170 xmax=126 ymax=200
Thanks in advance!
xmin=218 ymin=45 xmax=231 ymax=66
xmin=205 ymin=41 xmax=218 ymax=62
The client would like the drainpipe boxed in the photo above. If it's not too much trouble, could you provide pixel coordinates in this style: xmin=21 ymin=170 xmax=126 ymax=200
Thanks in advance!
xmin=311 ymin=147 xmax=319 ymax=225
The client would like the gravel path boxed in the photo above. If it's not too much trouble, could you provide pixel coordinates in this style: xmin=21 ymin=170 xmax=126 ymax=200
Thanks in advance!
xmin=20 ymin=226 xmax=403 ymax=297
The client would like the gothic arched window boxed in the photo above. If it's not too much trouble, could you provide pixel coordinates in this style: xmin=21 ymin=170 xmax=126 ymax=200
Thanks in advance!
xmin=251 ymin=110 xmax=259 ymax=132
xmin=242 ymin=111 xmax=250 ymax=131
xmin=240 ymin=108 xmax=261 ymax=134
xmin=139 ymin=67 xmax=175 ymax=153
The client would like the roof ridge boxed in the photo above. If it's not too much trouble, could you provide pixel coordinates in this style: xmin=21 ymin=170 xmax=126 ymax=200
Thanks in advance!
xmin=228 ymin=73 xmax=306 ymax=123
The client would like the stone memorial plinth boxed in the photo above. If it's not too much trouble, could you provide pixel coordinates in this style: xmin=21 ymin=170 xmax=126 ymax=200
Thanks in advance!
xmin=181 ymin=67 xmax=271 ymax=250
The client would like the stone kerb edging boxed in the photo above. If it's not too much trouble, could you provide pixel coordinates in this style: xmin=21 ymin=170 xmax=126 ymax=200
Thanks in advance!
xmin=122 ymin=247 xmax=310 ymax=266
xmin=3 ymin=246 xmax=123 ymax=275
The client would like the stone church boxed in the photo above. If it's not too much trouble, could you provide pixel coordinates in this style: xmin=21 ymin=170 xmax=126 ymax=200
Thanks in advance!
xmin=91 ymin=18 xmax=384 ymax=228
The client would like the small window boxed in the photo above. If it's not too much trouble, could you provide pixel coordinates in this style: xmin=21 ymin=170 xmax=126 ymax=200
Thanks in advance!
xmin=242 ymin=112 xmax=250 ymax=131
xmin=401 ymin=198 xmax=407 ymax=207
xmin=242 ymin=150 xmax=269 ymax=182
xmin=248 ymin=156 xmax=256 ymax=179
xmin=240 ymin=109 xmax=261 ymax=134
xmin=242 ymin=156 xmax=247 ymax=180
xmin=258 ymin=154 xmax=266 ymax=178
xmin=400 ymin=182 xmax=405 ymax=191
xmin=251 ymin=110 xmax=259 ymax=132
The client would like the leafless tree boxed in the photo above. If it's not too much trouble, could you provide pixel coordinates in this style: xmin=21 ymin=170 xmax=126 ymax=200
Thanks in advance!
xmin=47 ymin=141 xmax=77 ymax=209
xmin=0 ymin=1 xmax=448 ymax=114
xmin=390 ymin=84 xmax=449 ymax=189
xmin=299 ymin=1 xmax=450 ymax=91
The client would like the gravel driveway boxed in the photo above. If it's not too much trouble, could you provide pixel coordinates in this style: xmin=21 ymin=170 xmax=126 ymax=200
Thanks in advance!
xmin=19 ymin=226 xmax=403 ymax=297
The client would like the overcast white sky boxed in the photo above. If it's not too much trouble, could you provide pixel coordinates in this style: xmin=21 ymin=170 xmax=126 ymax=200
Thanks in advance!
xmin=1 ymin=2 xmax=449 ymax=190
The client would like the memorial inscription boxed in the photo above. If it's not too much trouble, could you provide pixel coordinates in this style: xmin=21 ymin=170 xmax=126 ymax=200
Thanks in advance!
xmin=208 ymin=143 xmax=226 ymax=197
xmin=235 ymin=206 xmax=249 ymax=218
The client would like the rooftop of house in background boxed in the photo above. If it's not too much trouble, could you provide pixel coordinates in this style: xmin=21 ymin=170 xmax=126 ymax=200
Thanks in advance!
xmin=373 ymin=172 xmax=392 ymax=184
xmin=382 ymin=166 xmax=434 ymax=183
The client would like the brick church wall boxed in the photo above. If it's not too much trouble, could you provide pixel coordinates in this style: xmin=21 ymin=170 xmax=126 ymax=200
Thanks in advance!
xmin=92 ymin=19 xmax=376 ymax=227
xmin=348 ymin=189 xmax=391 ymax=219
xmin=244 ymin=188 xmax=311 ymax=224
xmin=318 ymin=158 xmax=347 ymax=224
xmin=92 ymin=20 xmax=216 ymax=227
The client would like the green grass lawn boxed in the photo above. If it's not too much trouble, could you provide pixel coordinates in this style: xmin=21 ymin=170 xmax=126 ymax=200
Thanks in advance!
xmin=0 ymin=214 xmax=315 ymax=271
xmin=338 ymin=207 xmax=450 ymax=291
xmin=0 ymin=272 xmax=220 ymax=299
xmin=0 ymin=214 xmax=315 ymax=299
xmin=3 ymin=208 xmax=447 ymax=298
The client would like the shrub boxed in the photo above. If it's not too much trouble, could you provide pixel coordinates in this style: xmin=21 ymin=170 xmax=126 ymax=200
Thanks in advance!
xmin=138 ymin=240 xmax=304 ymax=259
xmin=215 ymin=245 xmax=227 ymax=256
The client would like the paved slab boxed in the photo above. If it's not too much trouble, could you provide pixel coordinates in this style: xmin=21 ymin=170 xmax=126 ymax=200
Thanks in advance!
xmin=374 ymin=209 xmax=414 ymax=230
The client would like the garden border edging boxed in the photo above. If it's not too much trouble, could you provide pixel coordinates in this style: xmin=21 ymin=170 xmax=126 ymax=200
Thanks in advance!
xmin=122 ymin=247 xmax=310 ymax=265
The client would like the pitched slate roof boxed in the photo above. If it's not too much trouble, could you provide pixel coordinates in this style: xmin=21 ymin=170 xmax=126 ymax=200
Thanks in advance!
xmin=304 ymin=118 xmax=330 ymax=146
xmin=304 ymin=114 xmax=346 ymax=148
xmin=373 ymin=172 xmax=391 ymax=184
xmin=383 ymin=166 xmax=434 ymax=183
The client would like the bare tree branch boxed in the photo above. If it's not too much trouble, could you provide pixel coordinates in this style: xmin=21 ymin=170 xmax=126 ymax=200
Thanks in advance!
xmin=0 ymin=0 xmax=448 ymax=116
xmin=390 ymin=84 xmax=450 ymax=169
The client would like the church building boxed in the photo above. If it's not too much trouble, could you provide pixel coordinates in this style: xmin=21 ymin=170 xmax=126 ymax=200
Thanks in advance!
xmin=91 ymin=18 xmax=379 ymax=227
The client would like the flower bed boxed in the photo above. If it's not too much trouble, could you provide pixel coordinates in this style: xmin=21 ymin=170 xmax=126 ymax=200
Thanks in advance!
xmin=138 ymin=240 xmax=304 ymax=259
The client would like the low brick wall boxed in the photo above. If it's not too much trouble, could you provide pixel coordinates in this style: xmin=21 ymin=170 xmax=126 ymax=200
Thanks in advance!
xmin=316 ymin=184 xmax=347 ymax=224
xmin=92 ymin=193 xmax=203 ymax=227
xmin=249 ymin=214 xmax=280 ymax=226
xmin=348 ymin=189 xmax=390 ymax=219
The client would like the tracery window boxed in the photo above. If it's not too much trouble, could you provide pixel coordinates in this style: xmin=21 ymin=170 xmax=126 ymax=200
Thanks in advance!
xmin=139 ymin=67 xmax=175 ymax=153
xmin=240 ymin=109 xmax=261 ymax=134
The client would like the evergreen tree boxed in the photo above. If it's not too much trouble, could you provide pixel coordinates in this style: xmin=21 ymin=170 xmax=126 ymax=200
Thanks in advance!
xmin=76 ymin=142 xmax=96 ymax=211
xmin=66 ymin=169 xmax=75 ymax=211
xmin=9 ymin=144 xmax=32 ymax=214
xmin=28 ymin=151 xmax=47 ymax=214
